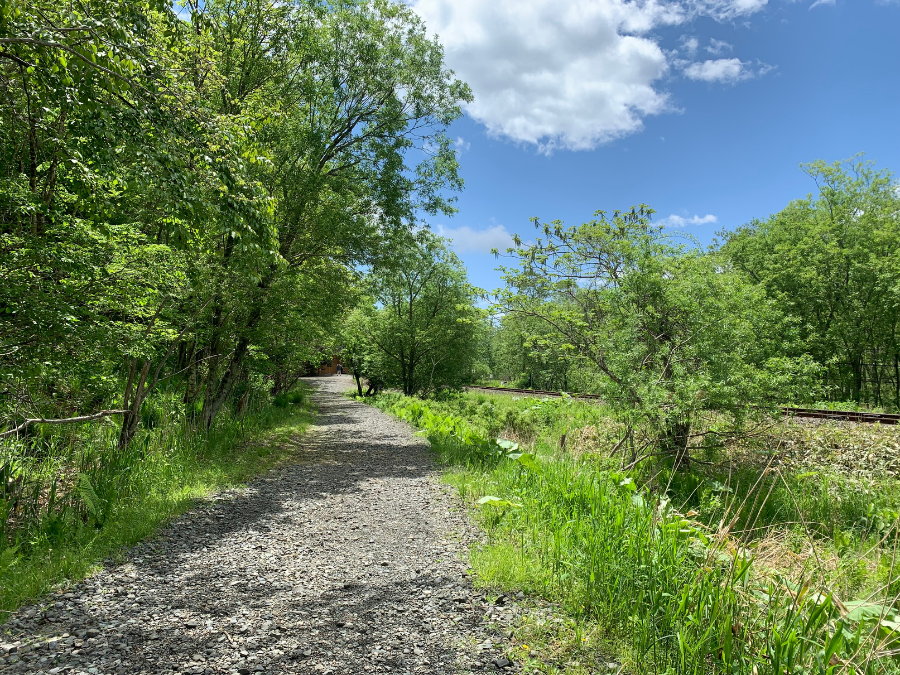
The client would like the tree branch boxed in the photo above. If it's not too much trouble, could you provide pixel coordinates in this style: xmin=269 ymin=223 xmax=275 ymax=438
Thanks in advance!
xmin=1 ymin=410 xmax=128 ymax=440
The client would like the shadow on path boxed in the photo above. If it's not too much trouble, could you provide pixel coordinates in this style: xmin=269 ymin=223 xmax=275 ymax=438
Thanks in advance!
xmin=1 ymin=377 xmax=512 ymax=675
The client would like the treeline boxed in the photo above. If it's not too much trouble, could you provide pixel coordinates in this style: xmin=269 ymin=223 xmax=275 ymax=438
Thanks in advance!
xmin=342 ymin=235 xmax=485 ymax=397
xmin=0 ymin=0 xmax=471 ymax=444
xmin=343 ymin=157 xmax=900 ymax=471
xmin=724 ymin=159 xmax=900 ymax=408
xmin=486 ymin=156 xmax=900 ymax=414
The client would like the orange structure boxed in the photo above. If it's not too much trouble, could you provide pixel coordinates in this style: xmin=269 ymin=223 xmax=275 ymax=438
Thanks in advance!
xmin=315 ymin=355 xmax=345 ymax=375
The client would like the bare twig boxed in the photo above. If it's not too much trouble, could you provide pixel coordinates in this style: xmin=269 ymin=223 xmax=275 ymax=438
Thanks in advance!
xmin=0 ymin=410 xmax=128 ymax=440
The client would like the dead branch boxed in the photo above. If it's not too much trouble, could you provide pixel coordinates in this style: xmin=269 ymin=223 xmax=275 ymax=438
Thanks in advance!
xmin=0 ymin=410 xmax=128 ymax=440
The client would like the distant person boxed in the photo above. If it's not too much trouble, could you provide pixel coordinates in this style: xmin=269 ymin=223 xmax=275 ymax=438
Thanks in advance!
xmin=336 ymin=363 xmax=343 ymax=375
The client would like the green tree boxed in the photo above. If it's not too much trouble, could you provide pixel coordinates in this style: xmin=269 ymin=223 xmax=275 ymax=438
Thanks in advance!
xmin=722 ymin=156 xmax=900 ymax=407
xmin=360 ymin=235 xmax=482 ymax=396
xmin=491 ymin=313 xmax=574 ymax=390
xmin=496 ymin=207 xmax=818 ymax=468
xmin=0 ymin=0 xmax=264 ymax=443
xmin=341 ymin=303 xmax=387 ymax=397
xmin=0 ymin=0 xmax=472 ymax=444
xmin=182 ymin=0 xmax=473 ymax=428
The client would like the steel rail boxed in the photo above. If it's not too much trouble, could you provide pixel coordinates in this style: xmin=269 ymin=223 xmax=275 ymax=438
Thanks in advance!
xmin=465 ymin=385 xmax=900 ymax=425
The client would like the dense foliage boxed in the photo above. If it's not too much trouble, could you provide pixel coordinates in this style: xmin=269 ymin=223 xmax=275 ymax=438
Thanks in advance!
xmin=494 ymin=206 xmax=819 ymax=466
xmin=722 ymin=157 xmax=900 ymax=408
xmin=343 ymin=234 xmax=483 ymax=396
xmin=0 ymin=0 xmax=470 ymax=439
xmin=0 ymin=0 xmax=471 ymax=600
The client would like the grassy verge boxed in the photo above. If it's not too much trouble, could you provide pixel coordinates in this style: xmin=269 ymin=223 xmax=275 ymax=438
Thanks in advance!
xmin=361 ymin=390 xmax=900 ymax=675
xmin=0 ymin=386 xmax=314 ymax=618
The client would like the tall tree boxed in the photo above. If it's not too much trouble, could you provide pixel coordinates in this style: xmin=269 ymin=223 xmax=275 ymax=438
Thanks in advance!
xmin=496 ymin=207 xmax=818 ymax=467
xmin=722 ymin=156 xmax=900 ymax=407
xmin=0 ymin=0 xmax=264 ymax=440
xmin=354 ymin=234 xmax=482 ymax=396
xmin=0 ymin=0 xmax=472 ymax=444
xmin=184 ymin=0 xmax=473 ymax=428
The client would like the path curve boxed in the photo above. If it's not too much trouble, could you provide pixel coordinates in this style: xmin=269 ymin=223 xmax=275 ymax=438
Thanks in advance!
xmin=0 ymin=377 xmax=520 ymax=675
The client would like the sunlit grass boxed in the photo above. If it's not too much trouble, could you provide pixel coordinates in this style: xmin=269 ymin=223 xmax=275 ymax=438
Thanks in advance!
xmin=367 ymin=389 xmax=900 ymax=675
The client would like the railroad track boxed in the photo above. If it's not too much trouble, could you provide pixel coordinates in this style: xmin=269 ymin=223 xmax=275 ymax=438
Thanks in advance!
xmin=466 ymin=385 xmax=900 ymax=426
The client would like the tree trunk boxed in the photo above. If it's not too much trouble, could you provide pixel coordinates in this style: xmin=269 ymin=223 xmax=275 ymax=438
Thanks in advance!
xmin=894 ymin=352 xmax=899 ymax=411
xmin=119 ymin=358 xmax=151 ymax=449
xmin=270 ymin=369 xmax=302 ymax=396
xmin=182 ymin=341 xmax=202 ymax=414
xmin=200 ymin=336 xmax=250 ymax=430
xmin=199 ymin=294 xmax=266 ymax=429
xmin=851 ymin=358 xmax=863 ymax=403
xmin=659 ymin=417 xmax=691 ymax=471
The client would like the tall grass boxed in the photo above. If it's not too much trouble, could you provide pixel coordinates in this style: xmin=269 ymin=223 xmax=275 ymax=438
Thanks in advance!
xmin=0 ymin=384 xmax=313 ymax=617
xmin=367 ymin=392 xmax=900 ymax=675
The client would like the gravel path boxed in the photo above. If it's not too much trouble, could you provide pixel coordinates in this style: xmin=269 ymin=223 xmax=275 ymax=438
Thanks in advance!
xmin=0 ymin=377 xmax=525 ymax=675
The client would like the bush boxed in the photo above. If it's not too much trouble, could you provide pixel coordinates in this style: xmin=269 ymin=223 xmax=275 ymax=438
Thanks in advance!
xmin=273 ymin=390 xmax=306 ymax=408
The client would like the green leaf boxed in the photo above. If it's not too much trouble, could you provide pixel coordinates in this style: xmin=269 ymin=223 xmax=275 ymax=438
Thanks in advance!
xmin=618 ymin=477 xmax=637 ymax=492
xmin=476 ymin=496 xmax=523 ymax=509
xmin=76 ymin=473 xmax=101 ymax=519
xmin=842 ymin=600 xmax=888 ymax=623
xmin=0 ymin=544 xmax=21 ymax=572
xmin=506 ymin=452 xmax=542 ymax=473
xmin=706 ymin=480 xmax=733 ymax=494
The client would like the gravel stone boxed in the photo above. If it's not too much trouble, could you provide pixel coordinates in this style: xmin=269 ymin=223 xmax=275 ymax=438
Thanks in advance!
xmin=0 ymin=377 xmax=524 ymax=673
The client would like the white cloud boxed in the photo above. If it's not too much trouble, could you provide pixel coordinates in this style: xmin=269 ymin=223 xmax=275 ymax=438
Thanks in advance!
xmin=434 ymin=223 xmax=514 ymax=254
xmin=694 ymin=0 xmax=768 ymax=20
xmin=706 ymin=38 xmax=733 ymax=55
xmin=681 ymin=35 xmax=700 ymax=56
xmin=682 ymin=57 xmax=773 ymax=82
xmin=809 ymin=0 xmax=835 ymax=8
xmin=453 ymin=136 xmax=470 ymax=156
xmin=683 ymin=58 xmax=748 ymax=82
xmin=412 ymin=0 xmax=771 ymax=152
xmin=655 ymin=213 xmax=718 ymax=227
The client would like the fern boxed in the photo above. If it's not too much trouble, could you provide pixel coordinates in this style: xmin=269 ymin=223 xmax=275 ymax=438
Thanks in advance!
xmin=0 ymin=544 xmax=20 ymax=573
xmin=76 ymin=473 xmax=101 ymax=520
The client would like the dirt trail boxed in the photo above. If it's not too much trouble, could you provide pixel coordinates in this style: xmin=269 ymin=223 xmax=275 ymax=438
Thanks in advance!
xmin=0 ymin=377 xmax=523 ymax=675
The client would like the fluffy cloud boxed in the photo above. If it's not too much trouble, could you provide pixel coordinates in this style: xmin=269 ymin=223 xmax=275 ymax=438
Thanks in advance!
xmin=453 ymin=136 xmax=471 ymax=156
xmin=412 ymin=0 xmax=770 ymax=152
xmin=681 ymin=36 xmax=701 ymax=55
xmin=682 ymin=58 xmax=773 ymax=82
xmin=655 ymin=213 xmax=718 ymax=227
xmin=809 ymin=0 xmax=836 ymax=8
xmin=433 ymin=223 xmax=514 ymax=254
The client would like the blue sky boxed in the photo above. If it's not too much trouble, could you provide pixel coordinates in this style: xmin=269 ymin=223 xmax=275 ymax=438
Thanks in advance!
xmin=410 ymin=0 xmax=900 ymax=293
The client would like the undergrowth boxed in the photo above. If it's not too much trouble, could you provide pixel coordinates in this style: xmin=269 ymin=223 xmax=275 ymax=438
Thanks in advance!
xmin=0 ymin=384 xmax=314 ymax=618
xmin=363 ymin=390 xmax=900 ymax=675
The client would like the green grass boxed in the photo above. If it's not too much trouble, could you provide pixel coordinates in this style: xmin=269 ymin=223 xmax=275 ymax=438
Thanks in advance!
xmin=362 ymin=390 xmax=900 ymax=675
xmin=0 ymin=385 xmax=314 ymax=618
